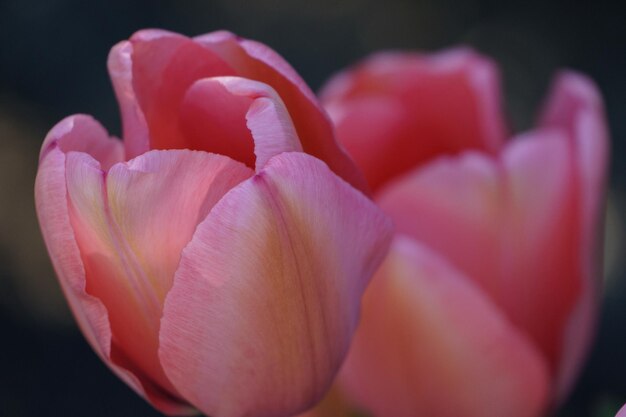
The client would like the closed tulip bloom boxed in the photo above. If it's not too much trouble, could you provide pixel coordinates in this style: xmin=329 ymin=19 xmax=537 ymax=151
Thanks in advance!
xmin=318 ymin=49 xmax=608 ymax=417
xmin=35 ymin=29 xmax=392 ymax=417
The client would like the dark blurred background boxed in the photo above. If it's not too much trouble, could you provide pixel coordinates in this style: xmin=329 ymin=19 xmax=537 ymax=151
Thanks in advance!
xmin=0 ymin=0 xmax=624 ymax=416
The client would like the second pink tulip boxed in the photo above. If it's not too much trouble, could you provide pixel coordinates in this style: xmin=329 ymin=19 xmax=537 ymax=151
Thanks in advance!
xmin=318 ymin=48 xmax=609 ymax=417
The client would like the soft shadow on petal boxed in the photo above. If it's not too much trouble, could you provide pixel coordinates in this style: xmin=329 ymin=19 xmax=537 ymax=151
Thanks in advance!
xmin=340 ymin=236 xmax=550 ymax=417
xmin=35 ymin=116 xmax=194 ymax=415
xmin=319 ymin=48 xmax=507 ymax=191
xmin=159 ymin=152 xmax=392 ymax=417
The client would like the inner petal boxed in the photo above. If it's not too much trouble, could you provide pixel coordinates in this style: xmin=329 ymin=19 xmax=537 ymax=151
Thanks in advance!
xmin=179 ymin=78 xmax=256 ymax=167
xmin=180 ymin=76 xmax=303 ymax=171
xmin=129 ymin=31 xmax=236 ymax=152
xmin=194 ymin=31 xmax=369 ymax=193
xmin=158 ymin=152 xmax=391 ymax=417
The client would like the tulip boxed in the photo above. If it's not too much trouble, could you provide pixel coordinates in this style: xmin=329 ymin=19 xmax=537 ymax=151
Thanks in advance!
xmin=35 ymin=29 xmax=392 ymax=417
xmin=317 ymin=49 xmax=609 ymax=417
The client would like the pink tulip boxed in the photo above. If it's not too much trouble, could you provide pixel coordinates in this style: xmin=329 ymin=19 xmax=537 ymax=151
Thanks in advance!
xmin=35 ymin=29 xmax=392 ymax=417
xmin=318 ymin=49 xmax=609 ymax=417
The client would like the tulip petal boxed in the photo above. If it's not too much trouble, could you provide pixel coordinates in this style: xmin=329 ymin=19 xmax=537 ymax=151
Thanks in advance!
xmin=539 ymin=72 xmax=609 ymax=399
xmin=65 ymin=147 xmax=251 ymax=405
xmin=127 ymin=29 xmax=237 ymax=152
xmin=194 ymin=31 xmax=369 ymax=193
xmin=377 ymin=131 xmax=578 ymax=373
xmin=159 ymin=152 xmax=392 ymax=417
xmin=108 ymin=40 xmax=150 ymax=159
xmin=340 ymin=236 xmax=550 ymax=417
xmin=180 ymin=76 xmax=303 ymax=171
xmin=35 ymin=116 xmax=194 ymax=414
xmin=320 ymin=49 xmax=507 ymax=191
xmin=39 ymin=114 xmax=124 ymax=169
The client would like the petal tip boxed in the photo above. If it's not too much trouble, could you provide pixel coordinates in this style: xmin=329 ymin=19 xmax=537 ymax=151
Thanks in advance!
xmin=194 ymin=29 xmax=239 ymax=43
xmin=41 ymin=114 xmax=100 ymax=160
xmin=130 ymin=28 xmax=182 ymax=43
xmin=107 ymin=40 xmax=133 ymax=73
xmin=551 ymin=70 xmax=605 ymax=113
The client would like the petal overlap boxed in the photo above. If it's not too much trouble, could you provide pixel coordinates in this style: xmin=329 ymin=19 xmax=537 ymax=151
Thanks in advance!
xmin=36 ymin=116 xmax=197 ymax=414
xmin=66 ymin=149 xmax=252 ymax=395
xmin=340 ymin=237 xmax=550 ymax=417
xmin=377 ymin=130 xmax=578 ymax=377
xmin=180 ymin=76 xmax=303 ymax=170
xmin=159 ymin=152 xmax=392 ymax=417
xmin=194 ymin=30 xmax=368 ymax=192
xmin=108 ymin=29 xmax=367 ymax=192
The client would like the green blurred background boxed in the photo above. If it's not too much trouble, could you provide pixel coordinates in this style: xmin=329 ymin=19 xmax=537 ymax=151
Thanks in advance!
xmin=0 ymin=0 xmax=624 ymax=416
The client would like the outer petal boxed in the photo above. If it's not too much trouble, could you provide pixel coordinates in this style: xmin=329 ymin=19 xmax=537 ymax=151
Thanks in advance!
xmin=194 ymin=30 xmax=369 ymax=193
xmin=377 ymin=131 xmax=578 ymax=374
xmin=340 ymin=236 xmax=550 ymax=417
xmin=539 ymin=72 xmax=609 ymax=400
xmin=159 ymin=152 xmax=392 ymax=417
xmin=35 ymin=116 xmax=194 ymax=414
xmin=617 ymin=404 xmax=626 ymax=417
xmin=66 ymin=149 xmax=252 ymax=399
xmin=319 ymin=49 xmax=507 ymax=191
xmin=180 ymin=76 xmax=303 ymax=171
